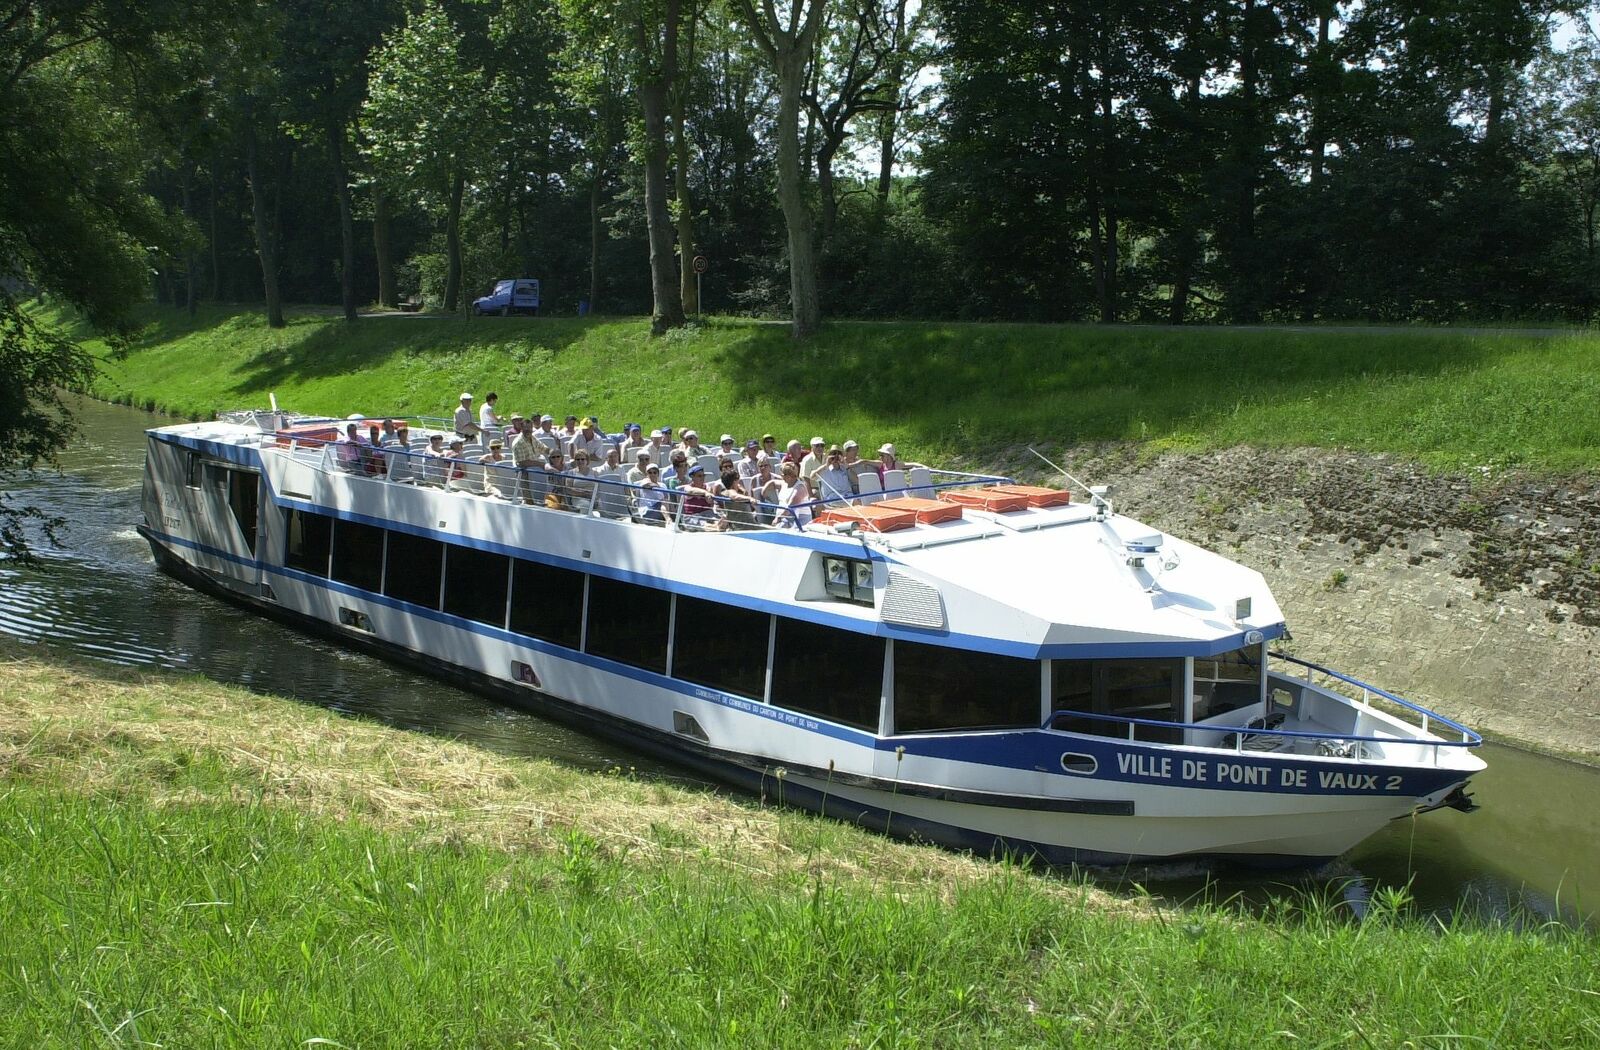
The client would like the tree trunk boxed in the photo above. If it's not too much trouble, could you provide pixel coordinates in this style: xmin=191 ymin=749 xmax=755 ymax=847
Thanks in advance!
xmin=1231 ymin=0 xmax=1261 ymax=324
xmin=673 ymin=3 xmax=699 ymax=315
xmin=243 ymin=99 xmax=285 ymax=329
xmin=444 ymin=169 xmax=464 ymax=312
xmin=639 ymin=74 xmax=686 ymax=334
xmin=373 ymin=188 xmax=396 ymax=308
xmin=180 ymin=162 xmax=198 ymax=317
xmin=1098 ymin=68 xmax=1118 ymax=324
xmin=673 ymin=113 xmax=698 ymax=314
xmin=327 ymin=119 xmax=358 ymax=322
xmin=208 ymin=153 xmax=221 ymax=302
xmin=875 ymin=0 xmax=909 ymax=205
xmin=1309 ymin=6 xmax=1329 ymax=187
xmin=817 ymin=135 xmax=839 ymax=248
xmin=775 ymin=54 xmax=820 ymax=337
xmin=589 ymin=173 xmax=603 ymax=314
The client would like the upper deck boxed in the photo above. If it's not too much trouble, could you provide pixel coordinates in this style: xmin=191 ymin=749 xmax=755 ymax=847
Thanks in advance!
xmin=146 ymin=413 xmax=1286 ymax=660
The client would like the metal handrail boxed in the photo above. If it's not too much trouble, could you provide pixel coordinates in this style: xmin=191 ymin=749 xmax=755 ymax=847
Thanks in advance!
xmin=1268 ymin=651 xmax=1483 ymax=745
xmin=1041 ymin=702 xmax=1481 ymax=753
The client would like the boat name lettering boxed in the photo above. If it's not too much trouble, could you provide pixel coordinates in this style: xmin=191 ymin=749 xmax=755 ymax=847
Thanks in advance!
xmin=696 ymin=687 xmax=820 ymax=731
xmin=1115 ymin=753 xmax=1405 ymax=792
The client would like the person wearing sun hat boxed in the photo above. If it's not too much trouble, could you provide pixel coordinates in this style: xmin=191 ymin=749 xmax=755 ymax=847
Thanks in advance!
xmin=453 ymin=393 xmax=480 ymax=442
xmin=571 ymin=416 xmax=610 ymax=463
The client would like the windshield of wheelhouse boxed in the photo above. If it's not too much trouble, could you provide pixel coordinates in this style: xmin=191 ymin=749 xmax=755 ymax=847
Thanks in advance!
xmin=1191 ymin=643 xmax=1265 ymax=723
xmin=1048 ymin=658 xmax=1184 ymax=744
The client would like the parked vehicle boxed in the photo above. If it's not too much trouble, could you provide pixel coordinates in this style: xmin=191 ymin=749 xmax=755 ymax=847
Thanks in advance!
xmin=473 ymin=278 xmax=540 ymax=316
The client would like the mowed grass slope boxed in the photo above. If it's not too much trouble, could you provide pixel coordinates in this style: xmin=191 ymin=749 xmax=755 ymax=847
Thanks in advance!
xmin=3 ymin=649 xmax=1597 ymax=1048
xmin=57 ymin=304 xmax=1600 ymax=471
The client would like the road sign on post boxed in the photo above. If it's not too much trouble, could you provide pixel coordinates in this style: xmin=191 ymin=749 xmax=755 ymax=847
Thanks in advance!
xmin=691 ymin=256 xmax=707 ymax=315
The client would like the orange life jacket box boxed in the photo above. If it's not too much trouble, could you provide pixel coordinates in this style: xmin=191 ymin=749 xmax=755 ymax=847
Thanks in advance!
xmin=941 ymin=487 xmax=1031 ymax=513
xmin=814 ymin=505 xmax=919 ymax=532
xmin=988 ymin=484 xmax=1072 ymax=508
xmin=275 ymin=422 xmax=340 ymax=448
xmin=876 ymin=496 xmax=964 ymax=525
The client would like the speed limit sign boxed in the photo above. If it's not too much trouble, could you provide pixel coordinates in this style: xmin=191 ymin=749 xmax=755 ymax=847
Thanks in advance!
xmin=692 ymin=255 xmax=708 ymax=274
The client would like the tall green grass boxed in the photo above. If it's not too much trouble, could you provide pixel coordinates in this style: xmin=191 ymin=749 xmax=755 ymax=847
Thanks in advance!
xmin=3 ymin=784 xmax=1596 ymax=1048
xmin=51 ymin=303 xmax=1600 ymax=471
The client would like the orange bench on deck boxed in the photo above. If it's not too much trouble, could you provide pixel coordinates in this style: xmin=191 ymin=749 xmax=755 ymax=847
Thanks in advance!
xmin=876 ymin=496 xmax=964 ymax=525
xmin=275 ymin=423 xmax=341 ymax=448
xmin=940 ymin=487 xmax=1031 ymax=513
xmin=814 ymin=505 xmax=919 ymax=532
xmin=987 ymin=484 xmax=1072 ymax=508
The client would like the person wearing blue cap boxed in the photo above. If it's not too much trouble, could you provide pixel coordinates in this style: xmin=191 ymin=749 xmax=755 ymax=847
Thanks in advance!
xmin=618 ymin=422 xmax=648 ymax=462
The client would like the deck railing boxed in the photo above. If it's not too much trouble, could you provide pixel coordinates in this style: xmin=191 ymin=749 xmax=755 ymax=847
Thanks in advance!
xmin=275 ymin=431 xmax=1013 ymax=535
xmin=1043 ymin=653 xmax=1482 ymax=764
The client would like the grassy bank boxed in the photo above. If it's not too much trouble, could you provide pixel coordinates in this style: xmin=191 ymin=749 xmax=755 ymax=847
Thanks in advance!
xmin=2 ymin=647 xmax=1597 ymax=1047
xmin=50 ymin=303 xmax=1600 ymax=472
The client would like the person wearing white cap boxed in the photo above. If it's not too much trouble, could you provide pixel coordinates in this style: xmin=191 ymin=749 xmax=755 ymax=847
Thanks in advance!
xmin=799 ymin=436 xmax=827 ymax=488
xmin=679 ymin=429 xmax=708 ymax=460
xmin=453 ymin=393 xmax=480 ymax=443
xmin=534 ymin=414 xmax=563 ymax=458
xmin=841 ymin=439 xmax=873 ymax=492
xmin=647 ymin=428 xmax=672 ymax=468
xmin=718 ymin=434 xmax=737 ymax=460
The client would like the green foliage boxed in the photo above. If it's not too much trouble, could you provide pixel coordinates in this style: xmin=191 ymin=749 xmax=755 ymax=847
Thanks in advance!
xmin=67 ymin=304 xmax=1600 ymax=472
xmin=2 ymin=782 xmax=1597 ymax=1046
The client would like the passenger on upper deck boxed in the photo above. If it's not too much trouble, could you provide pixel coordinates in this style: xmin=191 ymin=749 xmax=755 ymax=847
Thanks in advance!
xmin=571 ymin=418 xmax=610 ymax=463
xmin=814 ymin=447 xmax=855 ymax=504
xmin=509 ymin=417 xmax=543 ymax=504
xmin=534 ymin=415 xmax=562 ymax=458
xmin=618 ymin=423 xmax=648 ymax=461
xmin=626 ymin=447 xmax=654 ymax=484
xmin=634 ymin=465 xmax=668 ymax=523
xmin=647 ymin=429 xmax=671 ymax=468
xmin=377 ymin=419 xmax=403 ymax=447
xmin=336 ymin=420 xmax=374 ymax=474
xmin=478 ymin=438 xmax=509 ymax=497
xmin=737 ymin=440 xmax=762 ymax=487
xmin=541 ymin=450 xmax=570 ymax=508
xmin=714 ymin=469 xmax=760 ymax=530
xmin=717 ymin=434 xmax=738 ymax=461
xmin=751 ymin=457 xmax=781 ymax=524
xmin=773 ymin=461 xmax=813 ymax=528
xmin=443 ymin=438 xmax=469 ymax=488
xmin=841 ymin=440 xmax=874 ymax=491
xmin=478 ymin=392 xmax=501 ymax=436
xmin=559 ymin=414 xmax=581 ymax=451
xmin=761 ymin=434 xmax=779 ymax=460
xmin=799 ymin=437 xmax=827 ymax=483
xmin=678 ymin=464 xmax=715 ymax=527
xmin=874 ymin=443 xmax=923 ymax=484
xmin=568 ymin=449 xmax=599 ymax=505
xmin=680 ymin=429 xmax=709 ymax=461
xmin=783 ymin=439 xmax=805 ymax=466
xmin=453 ymin=394 xmax=481 ymax=443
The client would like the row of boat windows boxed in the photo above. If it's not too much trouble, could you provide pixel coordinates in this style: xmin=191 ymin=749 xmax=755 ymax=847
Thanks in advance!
xmin=283 ymin=508 xmax=1260 ymax=737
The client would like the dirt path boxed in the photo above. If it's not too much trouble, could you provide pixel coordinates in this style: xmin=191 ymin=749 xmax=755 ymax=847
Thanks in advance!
xmin=965 ymin=444 xmax=1600 ymax=762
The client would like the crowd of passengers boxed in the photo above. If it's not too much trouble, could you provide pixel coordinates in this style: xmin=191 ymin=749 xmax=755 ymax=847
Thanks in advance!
xmin=329 ymin=391 xmax=924 ymax=530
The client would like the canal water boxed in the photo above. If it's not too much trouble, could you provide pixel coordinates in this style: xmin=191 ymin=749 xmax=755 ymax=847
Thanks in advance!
xmin=2 ymin=398 xmax=1595 ymax=926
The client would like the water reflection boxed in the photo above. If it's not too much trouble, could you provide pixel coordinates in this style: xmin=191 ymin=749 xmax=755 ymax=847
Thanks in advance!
xmin=2 ymin=398 xmax=1595 ymax=926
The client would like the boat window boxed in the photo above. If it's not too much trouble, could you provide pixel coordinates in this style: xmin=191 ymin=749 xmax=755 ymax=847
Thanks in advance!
xmin=1192 ymin=644 xmax=1264 ymax=722
xmin=584 ymin=575 xmax=670 ymax=674
xmin=770 ymin=616 xmax=884 ymax=731
xmin=383 ymin=530 xmax=443 ymax=610
xmin=331 ymin=519 xmax=385 ymax=593
xmin=283 ymin=508 xmax=332 ymax=577
xmin=673 ymin=595 xmax=769 ymax=700
xmin=185 ymin=452 xmax=202 ymax=488
xmin=443 ymin=545 xmax=510 ymax=627
xmin=1050 ymin=659 xmax=1183 ymax=744
xmin=509 ymin=559 xmax=584 ymax=650
xmin=894 ymin=639 xmax=1039 ymax=733
xmin=224 ymin=469 xmax=258 ymax=554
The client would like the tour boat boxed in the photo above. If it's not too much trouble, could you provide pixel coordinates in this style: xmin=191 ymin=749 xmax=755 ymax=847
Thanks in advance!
xmin=136 ymin=411 xmax=1484 ymax=868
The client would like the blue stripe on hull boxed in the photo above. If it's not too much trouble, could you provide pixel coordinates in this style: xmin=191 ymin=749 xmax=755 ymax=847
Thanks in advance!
xmin=140 ymin=527 xmax=1350 ymax=871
